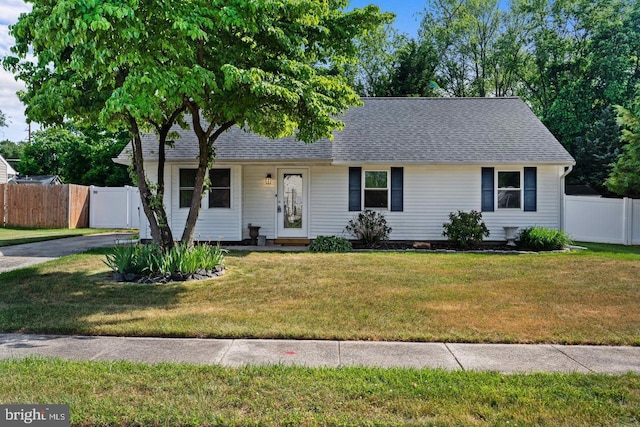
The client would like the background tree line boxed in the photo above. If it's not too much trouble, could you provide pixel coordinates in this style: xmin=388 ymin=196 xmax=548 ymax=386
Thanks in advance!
xmin=347 ymin=0 xmax=640 ymax=197
xmin=0 ymin=122 xmax=131 ymax=187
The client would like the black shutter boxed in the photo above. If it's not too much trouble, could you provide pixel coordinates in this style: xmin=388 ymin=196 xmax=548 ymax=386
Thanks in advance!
xmin=524 ymin=167 xmax=537 ymax=212
xmin=481 ymin=167 xmax=494 ymax=212
xmin=348 ymin=167 xmax=362 ymax=211
xmin=391 ymin=167 xmax=404 ymax=212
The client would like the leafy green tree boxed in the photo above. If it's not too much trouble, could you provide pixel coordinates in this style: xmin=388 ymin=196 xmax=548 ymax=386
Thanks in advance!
xmin=0 ymin=140 xmax=25 ymax=161
xmin=18 ymin=127 xmax=68 ymax=176
xmin=513 ymin=0 xmax=640 ymax=190
xmin=572 ymin=107 xmax=623 ymax=194
xmin=387 ymin=39 xmax=440 ymax=97
xmin=17 ymin=125 xmax=132 ymax=186
xmin=0 ymin=110 xmax=6 ymax=128
xmin=345 ymin=23 xmax=404 ymax=97
xmin=5 ymin=0 xmax=388 ymax=251
xmin=606 ymin=91 xmax=640 ymax=198
xmin=419 ymin=0 xmax=502 ymax=97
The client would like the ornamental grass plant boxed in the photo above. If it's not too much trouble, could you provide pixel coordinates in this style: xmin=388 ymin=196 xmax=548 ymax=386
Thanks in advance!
xmin=104 ymin=242 xmax=226 ymax=281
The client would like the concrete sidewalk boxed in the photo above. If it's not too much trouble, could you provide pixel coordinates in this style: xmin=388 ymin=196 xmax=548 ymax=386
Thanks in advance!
xmin=0 ymin=232 xmax=135 ymax=273
xmin=1 ymin=334 xmax=638 ymax=374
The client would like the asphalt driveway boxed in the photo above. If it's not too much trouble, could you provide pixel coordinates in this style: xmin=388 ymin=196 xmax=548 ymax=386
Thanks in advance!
xmin=0 ymin=232 xmax=135 ymax=273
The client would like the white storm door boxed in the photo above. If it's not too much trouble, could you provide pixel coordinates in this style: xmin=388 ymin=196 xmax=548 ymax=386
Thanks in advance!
xmin=276 ymin=169 xmax=309 ymax=238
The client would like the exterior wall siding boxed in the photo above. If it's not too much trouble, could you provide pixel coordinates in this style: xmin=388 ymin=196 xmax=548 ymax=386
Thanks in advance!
xmin=169 ymin=164 xmax=242 ymax=242
xmin=242 ymin=166 xmax=277 ymax=239
xmin=142 ymin=162 xmax=564 ymax=243
xmin=138 ymin=162 xmax=242 ymax=241
xmin=309 ymin=165 xmax=564 ymax=241
xmin=0 ymin=160 xmax=7 ymax=184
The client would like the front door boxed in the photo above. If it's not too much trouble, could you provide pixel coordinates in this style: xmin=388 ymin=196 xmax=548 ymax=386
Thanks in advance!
xmin=277 ymin=169 xmax=308 ymax=238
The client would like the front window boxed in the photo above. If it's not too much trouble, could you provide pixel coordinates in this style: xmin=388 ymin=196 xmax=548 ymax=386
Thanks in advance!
xmin=364 ymin=170 xmax=388 ymax=209
xmin=179 ymin=169 xmax=197 ymax=208
xmin=497 ymin=171 xmax=521 ymax=209
xmin=209 ymin=169 xmax=231 ymax=208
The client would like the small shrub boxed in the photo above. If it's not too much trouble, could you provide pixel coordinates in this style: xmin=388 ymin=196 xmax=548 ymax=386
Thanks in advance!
xmin=442 ymin=210 xmax=490 ymax=248
xmin=104 ymin=242 xmax=226 ymax=281
xmin=104 ymin=244 xmax=140 ymax=275
xmin=518 ymin=226 xmax=572 ymax=251
xmin=345 ymin=210 xmax=392 ymax=248
xmin=310 ymin=236 xmax=352 ymax=253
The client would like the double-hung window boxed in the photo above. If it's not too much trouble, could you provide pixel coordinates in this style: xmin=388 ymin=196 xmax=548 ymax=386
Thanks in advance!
xmin=209 ymin=169 xmax=231 ymax=208
xmin=179 ymin=169 xmax=197 ymax=208
xmin=364 ymin=170 xmax=388 ymax=209
xmin=497 ymin=171 xmax=521 ymax=209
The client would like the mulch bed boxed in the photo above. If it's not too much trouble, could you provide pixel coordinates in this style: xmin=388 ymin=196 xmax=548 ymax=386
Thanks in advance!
xmin=351 ymin=241 xmax=553 ymax=253
xmin=113 ymin=266 xmax=226 ymax=284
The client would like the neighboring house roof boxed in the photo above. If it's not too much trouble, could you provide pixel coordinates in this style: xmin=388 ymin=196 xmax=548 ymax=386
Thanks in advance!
xmin=11 ymin=175 xmax=63 ymax=185
xmin=115 ymin=97 xmax=575 ymax=166
xmin=565 ymin=184 xmax=601 ymax=197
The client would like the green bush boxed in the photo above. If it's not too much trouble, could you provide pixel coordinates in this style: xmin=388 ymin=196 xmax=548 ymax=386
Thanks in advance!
xmin=345 ymin=210 xmax=392 ymax=248
xmin=104 ymin=242 xmax=226 ymax=281
xmin=442 ymin=210 xmax=490 ymax=248
xmin=309 ymin=236 xmax=352 ymax=253
xmin=518 ymin=226 xmax=572 ymax=251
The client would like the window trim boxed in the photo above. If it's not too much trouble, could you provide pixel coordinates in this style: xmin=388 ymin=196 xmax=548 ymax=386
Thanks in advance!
xmin=179 ymin=168 xmax=198 ymax=209
xmin=208 ymin=168 xmax=232 ymax=209
xmin=363 ymin=169 xmax=390 ymax=210
xmin=496 ymin=169 xmax=523 ymax=210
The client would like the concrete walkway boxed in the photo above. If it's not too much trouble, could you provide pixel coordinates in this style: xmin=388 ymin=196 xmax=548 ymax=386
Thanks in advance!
xmin=0 ymin=232 xmax=135 ymax=273
xmin=1 ymin=334 xmax=638 ymax=374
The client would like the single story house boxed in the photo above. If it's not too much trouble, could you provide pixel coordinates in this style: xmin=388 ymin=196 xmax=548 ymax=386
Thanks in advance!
xmin=115 ymin=97 xmax=575 ymax=243
xmin=0 ymin=155 xmax=18 ymax=184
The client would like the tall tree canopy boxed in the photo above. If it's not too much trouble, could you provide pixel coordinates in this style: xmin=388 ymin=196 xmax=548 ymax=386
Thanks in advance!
xmin=606 ymin=87 xmax=640 ymax=198
xmin=17 ymin=125 xmax=131 ymax=187
xmin=5 ymin=0 xmax=388 ymax=250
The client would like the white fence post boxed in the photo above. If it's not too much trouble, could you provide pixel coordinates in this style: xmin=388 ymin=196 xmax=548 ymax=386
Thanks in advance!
xmin=623 ymin=198 xmax=632 ymax=245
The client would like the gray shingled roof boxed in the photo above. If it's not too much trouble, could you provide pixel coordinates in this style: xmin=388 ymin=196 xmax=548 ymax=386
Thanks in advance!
xmin=116 ymin=97 xmax=575 ymax=165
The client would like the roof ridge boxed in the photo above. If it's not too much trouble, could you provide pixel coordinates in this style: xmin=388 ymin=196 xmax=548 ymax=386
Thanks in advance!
xmin=359 ymin=97 xmax=521 ymax=100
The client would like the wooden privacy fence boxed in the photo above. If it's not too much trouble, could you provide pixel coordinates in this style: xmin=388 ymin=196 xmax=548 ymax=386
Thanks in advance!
xmin=0 ymin=184 xmax=90 ymax=229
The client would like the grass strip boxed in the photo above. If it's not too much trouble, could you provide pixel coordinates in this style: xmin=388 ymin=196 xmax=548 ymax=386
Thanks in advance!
xmin=1 ymin=245 xmax=639 ymax=345
xmin=0 ymin=357 xmax=638 ymax=426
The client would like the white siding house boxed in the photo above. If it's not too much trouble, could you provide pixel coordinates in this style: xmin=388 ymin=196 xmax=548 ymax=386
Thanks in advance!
xmin=116 ymin=98 xmax=575 ymax=243
xmin=0 ymin=155 xmax=17 ymax=184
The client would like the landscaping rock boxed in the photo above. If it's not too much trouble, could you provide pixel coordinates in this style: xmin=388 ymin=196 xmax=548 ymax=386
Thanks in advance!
xmin=112 ymin=265 xmax=226 ymax=284
xmin=412 ymin=242 xmax=432 ymax=250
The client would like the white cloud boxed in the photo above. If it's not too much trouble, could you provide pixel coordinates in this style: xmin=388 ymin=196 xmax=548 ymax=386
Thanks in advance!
xmin=0 ymin=0 xmax=35 ymax=142
xmin=0 ymin=0 xmax=31 ymax=26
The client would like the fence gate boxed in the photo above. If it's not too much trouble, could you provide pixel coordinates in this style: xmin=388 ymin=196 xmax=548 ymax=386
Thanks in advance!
xmin=89 ymin=186 xmax=140 ymax=229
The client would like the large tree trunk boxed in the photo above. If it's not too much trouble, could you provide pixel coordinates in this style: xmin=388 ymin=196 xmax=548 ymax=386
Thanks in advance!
xmin=129 ymin=116 xmax=175 ymax=252
xmin=180 ymin=107 xmax=235 ymax=245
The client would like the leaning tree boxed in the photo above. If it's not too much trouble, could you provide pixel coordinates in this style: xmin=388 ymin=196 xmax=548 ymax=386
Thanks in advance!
xmin=5 ymin=0 xmax=389 ymax=251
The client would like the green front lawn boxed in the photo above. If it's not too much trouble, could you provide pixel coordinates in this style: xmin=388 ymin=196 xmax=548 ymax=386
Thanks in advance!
xmin=0 ymin=358 xmax=637 ymax=426
xmin=1 ymin=244 xmax=638 ymax=345
xmin=0 ymin=226 xmax=115 ymax=247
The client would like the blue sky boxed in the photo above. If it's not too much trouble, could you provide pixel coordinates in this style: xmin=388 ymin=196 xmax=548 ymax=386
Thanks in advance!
xmin=348 ymin=0 xmax=425 ymax=38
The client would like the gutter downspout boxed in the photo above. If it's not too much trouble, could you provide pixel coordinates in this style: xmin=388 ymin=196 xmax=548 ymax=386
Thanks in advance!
xmin=560 ymin=165 xmax=574 ymax=232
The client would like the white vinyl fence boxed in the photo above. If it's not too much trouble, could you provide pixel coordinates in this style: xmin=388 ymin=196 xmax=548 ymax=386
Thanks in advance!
xmin=564 ymin=196 xmax=640 ymax=245
xmin=90 ymin=186 xmax=140 ymax=229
